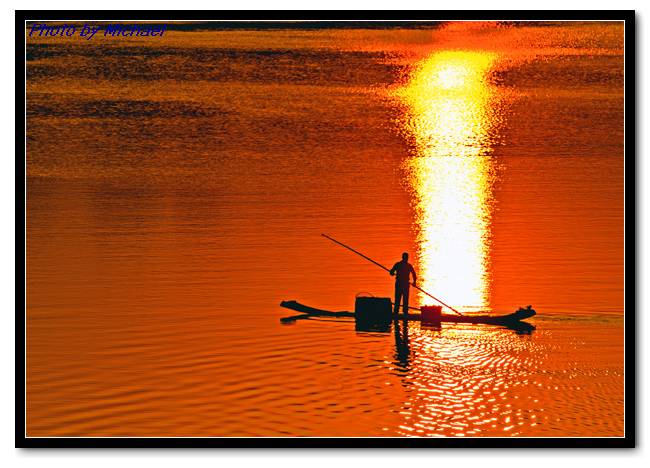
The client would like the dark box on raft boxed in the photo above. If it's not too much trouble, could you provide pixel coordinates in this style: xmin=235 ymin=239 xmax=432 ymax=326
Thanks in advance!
xmin=355 ymin=297 xmax=392 ymax=331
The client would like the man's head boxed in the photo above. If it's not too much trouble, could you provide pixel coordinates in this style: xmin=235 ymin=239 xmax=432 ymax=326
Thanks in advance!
xmin=402 ymin=252 xmax=408 ymax=261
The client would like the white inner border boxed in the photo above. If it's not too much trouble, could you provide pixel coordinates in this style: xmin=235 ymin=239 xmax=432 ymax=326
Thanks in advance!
xmin=21 ymin=16 xmax=629 ymax=442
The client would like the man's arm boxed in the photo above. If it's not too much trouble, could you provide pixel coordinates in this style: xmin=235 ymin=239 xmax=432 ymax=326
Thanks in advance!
xmin=410 ymin=265 xmax=417 ymax=284
xmin=389 ymin=263 xmax=397 ymax=276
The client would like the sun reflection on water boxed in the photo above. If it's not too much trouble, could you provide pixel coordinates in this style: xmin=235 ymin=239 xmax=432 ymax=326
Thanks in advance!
xmin=395 ymin=51 xmax=502 ymax=311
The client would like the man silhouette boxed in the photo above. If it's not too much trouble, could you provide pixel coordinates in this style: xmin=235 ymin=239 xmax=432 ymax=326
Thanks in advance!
xmin=390 ymin=252 xmax=417 ymax=315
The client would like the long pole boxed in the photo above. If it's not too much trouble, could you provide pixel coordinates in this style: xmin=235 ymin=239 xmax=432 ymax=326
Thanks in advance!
xmin=321 ymin=234 xmax=464 ymax=316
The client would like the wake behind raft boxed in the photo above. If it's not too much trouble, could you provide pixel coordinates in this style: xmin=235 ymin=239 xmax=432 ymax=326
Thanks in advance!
xmin=278 ymin=235 xmax=537 ymax=333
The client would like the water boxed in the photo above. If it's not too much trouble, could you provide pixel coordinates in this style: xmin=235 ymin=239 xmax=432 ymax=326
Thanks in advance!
xmin=26 ymin=22 xmax=625 ymax=437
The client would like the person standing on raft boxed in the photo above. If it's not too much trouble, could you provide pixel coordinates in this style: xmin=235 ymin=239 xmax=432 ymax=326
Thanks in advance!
xmin=389 ymin=252 xmax=417 ymax=315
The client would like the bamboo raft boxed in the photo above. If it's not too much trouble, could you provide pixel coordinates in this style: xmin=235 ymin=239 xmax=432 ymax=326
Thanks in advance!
xmin=280 ymin=300 xmax=536 ymax=332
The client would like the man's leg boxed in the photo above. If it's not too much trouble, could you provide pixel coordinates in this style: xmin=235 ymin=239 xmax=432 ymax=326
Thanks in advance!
xmin=402 ymin=287 xmax=409 ymax=315
xmin=394 ymin=284 xmax=402 ymax=315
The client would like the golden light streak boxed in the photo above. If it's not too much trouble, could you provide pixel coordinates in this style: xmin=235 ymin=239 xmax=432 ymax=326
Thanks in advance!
xmin=395 ymin=51 xmax=500 ymax=311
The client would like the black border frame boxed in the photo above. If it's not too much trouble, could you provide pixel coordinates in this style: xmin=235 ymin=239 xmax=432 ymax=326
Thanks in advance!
xmin=16 ymin=9 xmax=636 ymax=449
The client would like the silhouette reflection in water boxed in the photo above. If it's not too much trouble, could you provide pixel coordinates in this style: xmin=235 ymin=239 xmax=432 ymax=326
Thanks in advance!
xmin=393 ymin=318 xmax=411 ymax=370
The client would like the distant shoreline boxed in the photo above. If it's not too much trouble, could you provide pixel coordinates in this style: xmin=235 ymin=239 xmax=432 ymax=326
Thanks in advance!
xmin=23 ymin=20 xmax=450 ymax=31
